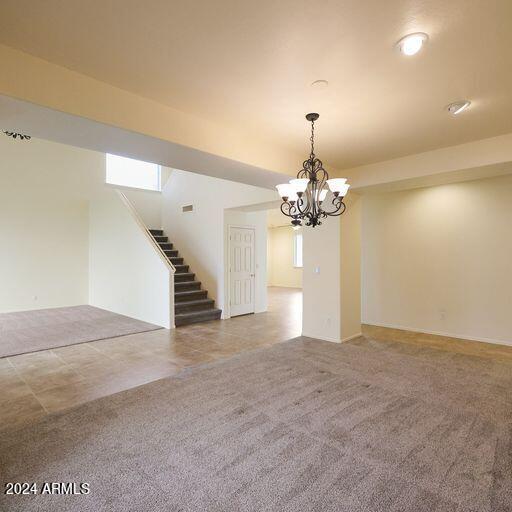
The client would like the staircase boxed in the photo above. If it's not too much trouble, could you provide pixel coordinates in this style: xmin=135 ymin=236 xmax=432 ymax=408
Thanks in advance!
xmin=149 ymin=229 xmax=222 ymax=327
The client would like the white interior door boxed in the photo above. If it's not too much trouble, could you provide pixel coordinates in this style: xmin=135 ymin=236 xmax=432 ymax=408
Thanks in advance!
xmin=229 ymin=226 xmax=255 ymax=317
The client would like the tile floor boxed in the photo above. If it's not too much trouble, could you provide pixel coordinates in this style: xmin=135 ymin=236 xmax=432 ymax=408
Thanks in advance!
xmin=3 ymin=288 xmax=512 ymax=434
xmin=361 ymin=324 xmax=512 ymax=361
xmin=0 ymin=287 xmax=302 ymax=432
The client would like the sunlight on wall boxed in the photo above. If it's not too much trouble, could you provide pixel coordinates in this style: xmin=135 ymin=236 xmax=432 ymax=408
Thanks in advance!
xmin=362 ymin=175 xmax=512 ymax=345
xmin=106 ymin=154 xmax=161 ymax=191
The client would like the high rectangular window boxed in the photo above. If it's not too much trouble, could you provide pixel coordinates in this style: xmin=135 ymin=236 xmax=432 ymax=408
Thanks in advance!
xmin=293 ymin=231 xmax=303 ymax=268
xmin=106 ymin=154 xmax=161 ymax=191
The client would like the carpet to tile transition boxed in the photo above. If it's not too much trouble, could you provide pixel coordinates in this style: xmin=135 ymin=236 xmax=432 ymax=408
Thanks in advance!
xmin=0 ymin=305 xmax=162 ymax=358
xmin=1 ymin=336 xmax=511 ymax=511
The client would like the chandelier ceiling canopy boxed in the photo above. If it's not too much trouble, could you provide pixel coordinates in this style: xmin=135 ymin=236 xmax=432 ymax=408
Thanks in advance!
xmin=276 ymin=113 xmax=349 ymax=228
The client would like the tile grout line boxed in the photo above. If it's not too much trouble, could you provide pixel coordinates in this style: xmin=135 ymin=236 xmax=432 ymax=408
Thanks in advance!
xmin=59 ymin=341 xmax=146 ymax=380
xmin=50 ymin=348 xmax=94 ymax=381
xmin=6 ymin=356 xmax=51 ymax=415
xmin=1 ymin=289 xmax=302 ymax=431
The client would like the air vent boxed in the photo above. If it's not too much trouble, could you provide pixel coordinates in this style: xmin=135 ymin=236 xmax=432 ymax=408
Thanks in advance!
xmin=182 ymin=204 xmax=194 ymax=213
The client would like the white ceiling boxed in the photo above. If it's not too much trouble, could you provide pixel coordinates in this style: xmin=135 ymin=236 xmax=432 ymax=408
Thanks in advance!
xmin=0 ymin=1 xmax=511 ymax=169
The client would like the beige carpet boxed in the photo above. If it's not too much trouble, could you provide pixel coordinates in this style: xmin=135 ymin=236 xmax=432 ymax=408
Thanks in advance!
xmin=1 ymin=336 xmax=511 ymax=511
xmin=0 ymin=305 xmax=161 ymax=358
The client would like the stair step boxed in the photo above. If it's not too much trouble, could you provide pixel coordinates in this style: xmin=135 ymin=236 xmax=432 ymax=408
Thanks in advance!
xmin=175 ymin=308 xmax=222 ymax=327
xmin=159 ymin=242 xmax=173 ymax=251
xmin=154 ymin=235 xmax=168 ymax=243
xmin=175 ymin=272 xmax=195 ymax=283
xmin=169 ymin=256 xmax=184 ymax=265
xmin=175 ymin=280 xmax=202 ymax=291
xmin=163 ymin=249 xmax=179 ymax=258
xmin=174 ymin=264 xmax=189 ymax=273
xmin=149 ymin=229 xmax=163 ymax=236
xmin=175 ymin=298 xmax=214 ymax=314
xmin=175 ymin=290 xmax=207 ymax=302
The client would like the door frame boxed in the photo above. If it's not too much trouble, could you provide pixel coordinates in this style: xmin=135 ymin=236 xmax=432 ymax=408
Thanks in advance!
xmin=226 ymin=224 xmax=256 ymax=319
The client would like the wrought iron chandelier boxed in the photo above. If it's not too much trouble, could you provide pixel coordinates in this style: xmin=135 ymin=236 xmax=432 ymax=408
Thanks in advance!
xmin=276 ymin=113 xmax=349 ymax=227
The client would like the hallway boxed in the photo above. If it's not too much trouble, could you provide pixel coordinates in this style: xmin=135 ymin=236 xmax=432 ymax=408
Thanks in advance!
xmin=0 ymin=287 xmax=302 ymax=432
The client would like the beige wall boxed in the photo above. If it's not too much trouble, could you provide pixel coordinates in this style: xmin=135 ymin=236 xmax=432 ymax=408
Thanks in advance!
xmin=362 ymin=174 xmax=512 ymax=345
xmin=302 ymin=217 xmax=341 ymax=342
xmin=267 ymin=227 xmax=302 ymax=288
xmin=302 ymin=194 xmax=362 ymax=343
xmin=161 ymin=169 xmax=276 ymax=316
xmin=341 ymin=194 xmax=362 ymax=341
xmin=89 ymin=194 xmax=172 ymax=328
xmin=0 ymin=136 xmax=164 ymax=312
xmin=0 ymin=136 xmax=96 ymax=312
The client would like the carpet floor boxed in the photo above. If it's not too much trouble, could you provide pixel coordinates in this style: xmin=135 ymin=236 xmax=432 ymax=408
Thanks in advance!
xmin=1 ymin=336 xmax=511 ymax=511
xmin=0 ymin=305 xmax=161 ymax=358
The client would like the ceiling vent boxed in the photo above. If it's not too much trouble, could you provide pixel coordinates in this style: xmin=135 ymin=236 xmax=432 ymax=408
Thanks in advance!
xmin=182 ymin=204 xmax=194 ymax=213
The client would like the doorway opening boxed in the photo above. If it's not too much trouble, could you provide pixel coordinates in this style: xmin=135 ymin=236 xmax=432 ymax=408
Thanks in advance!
xmin=224 ymin=205 xmax=303 ymax=328
xmin=266 ymin=208 xmax=303 ymax=328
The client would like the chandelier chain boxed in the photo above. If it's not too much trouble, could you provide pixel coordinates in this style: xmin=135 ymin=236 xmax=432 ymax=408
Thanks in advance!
xmin=309 ymin=119 xmax=315 ymax=159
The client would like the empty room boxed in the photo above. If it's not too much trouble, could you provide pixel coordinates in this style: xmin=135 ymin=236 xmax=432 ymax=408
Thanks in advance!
xmin=1 ymin=1 xmax=511 ymax=511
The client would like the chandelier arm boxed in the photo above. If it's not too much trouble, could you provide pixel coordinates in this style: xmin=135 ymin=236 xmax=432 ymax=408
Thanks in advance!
xmin=315 ymin=164 xmax=328 ymax=214
xmin=280 ymin=201 xmax=297 ymax=218
xmin=323 ymin=197 xmax=347 ymax=216
xmin=304 ymin=184 xmax=315 ymax=215
xmin=294 ymin=195 xmax=307 ymax=216
xmin=309 ymin=174 xmax=317 ymax=220
xmin=295 ymin=172 xmax=313 ymax=217
xmin=295 ymin=165 xmax=311 ymax=215
xmin=316 ymin=165 xmax=328 ymax=188
xmin=299 ymin=162 xmax=310 ymax=176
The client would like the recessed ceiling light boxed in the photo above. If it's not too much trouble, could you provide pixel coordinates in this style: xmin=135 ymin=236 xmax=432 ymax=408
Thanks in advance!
xmin=311 ymin=79 xmax=329 ymax=89
xmin=396 ymin=32 xmax=428 ymax=56
xmin=446 ymin=100 xmax=471 ymax=115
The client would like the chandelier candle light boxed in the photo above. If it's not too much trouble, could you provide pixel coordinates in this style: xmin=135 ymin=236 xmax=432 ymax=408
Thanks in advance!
xmin=276 ymin=113 xmax=350 ymax=227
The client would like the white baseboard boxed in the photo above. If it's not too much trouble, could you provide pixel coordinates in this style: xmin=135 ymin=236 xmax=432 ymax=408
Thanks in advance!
xmin=363 ymin=320 xmax=512 ymax=348
xmin=301 ymin=331 xmax=341 ymax=343
xmin=341 ymin=332 xmax=363 ymax=343
xmin=301 ymin=331 xmax=363 ymax=344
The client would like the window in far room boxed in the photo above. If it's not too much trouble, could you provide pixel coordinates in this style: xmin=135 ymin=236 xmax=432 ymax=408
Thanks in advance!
xmin=106 ymin=154 xmax=161 ymax=191
xmin=293 ymin=231 xmax=303 ymax=268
